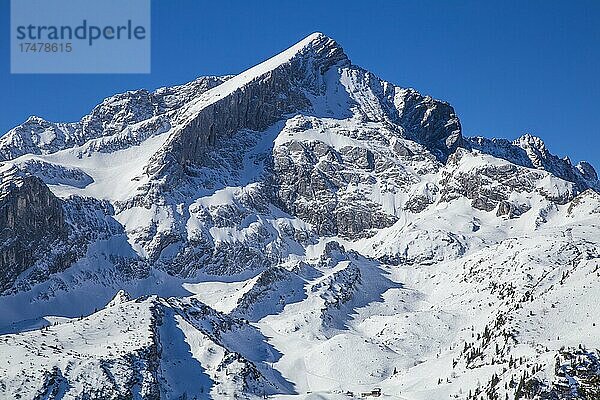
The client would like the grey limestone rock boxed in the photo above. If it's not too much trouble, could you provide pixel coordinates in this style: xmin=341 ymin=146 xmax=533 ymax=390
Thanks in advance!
xmin=0 ymin=167 xmax=70 ymax=292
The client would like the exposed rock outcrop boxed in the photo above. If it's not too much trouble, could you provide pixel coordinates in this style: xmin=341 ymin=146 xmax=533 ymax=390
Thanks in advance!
xmin=0 ymin=166 xmax=70 ymax=291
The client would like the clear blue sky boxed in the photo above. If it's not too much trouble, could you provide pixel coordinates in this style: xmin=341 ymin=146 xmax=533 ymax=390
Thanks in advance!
xmin=1 ymin=1 xmax=599 ymax=168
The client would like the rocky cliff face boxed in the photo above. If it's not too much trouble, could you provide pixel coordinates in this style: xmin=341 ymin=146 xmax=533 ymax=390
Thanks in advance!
xmin=0 ymin=166 xmax=70 ymax=292
xmin=394 ymin=87 xmax=463 ymax=160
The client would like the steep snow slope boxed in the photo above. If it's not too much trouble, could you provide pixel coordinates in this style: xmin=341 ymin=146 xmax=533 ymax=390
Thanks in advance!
xmin=0 ymin=32 xmax=599 ymax=400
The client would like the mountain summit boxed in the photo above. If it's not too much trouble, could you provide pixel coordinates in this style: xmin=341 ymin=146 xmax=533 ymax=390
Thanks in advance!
xmin=0 ymin=33 xmax=598 ymax=399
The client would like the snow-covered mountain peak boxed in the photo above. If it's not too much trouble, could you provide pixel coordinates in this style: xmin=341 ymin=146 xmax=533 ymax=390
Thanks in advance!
xmin=106 ymin=289 xmax=132 ymax=307
xmin=174 ymin=32 xmax=349 ymax=125
xmin=513 ymin=133 xmax=552 ymax=166
xmin=514 ymin=132 xmax=547 ymax=150
xmin=468 ymin=133 xmax=598 ymax=192
xmin=23 ymin=115 xmax=47 ymax=124
xmin=274 ymin=31 xmax=348 ymax=64
xmin=0 ymin=34 xmax=599 ymax=400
